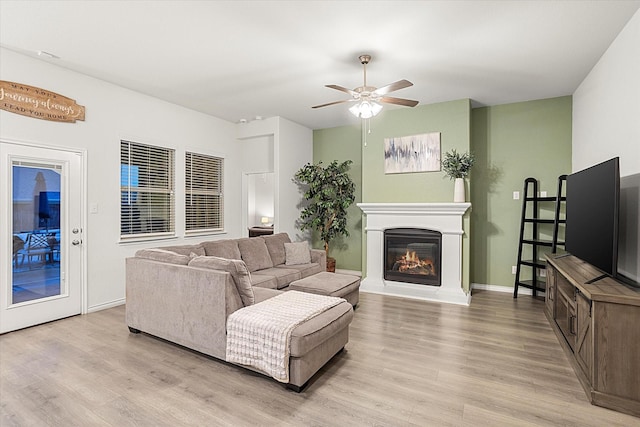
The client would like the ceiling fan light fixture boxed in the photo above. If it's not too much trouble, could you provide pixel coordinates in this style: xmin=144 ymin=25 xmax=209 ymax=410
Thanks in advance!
xmin=349 ymin=100 xmax=382 ymax=119
xmin=313 ymin=55 xmax=417 ymax=117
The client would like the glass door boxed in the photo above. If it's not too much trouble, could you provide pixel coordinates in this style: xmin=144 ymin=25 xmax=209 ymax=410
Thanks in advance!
xmin=1 ymin=142 xmax=84 ymax=333
xmin=12 ymin=163 xmax=62 ymax=303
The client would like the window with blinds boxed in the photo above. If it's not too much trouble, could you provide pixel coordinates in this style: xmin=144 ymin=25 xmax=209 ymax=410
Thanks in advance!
xmin=185 ymin=151 xmax=223 ymax=233
xmin=120 ymin=140 xmax=175 ymax=239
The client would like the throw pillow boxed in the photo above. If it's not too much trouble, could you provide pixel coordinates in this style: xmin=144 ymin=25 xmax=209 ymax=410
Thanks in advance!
xmin=189 ymin=256 xmax=254 ymax=306
xmin=237 ymin=237 xmax=274 ymax=272
xmin=135 ymin=248 xmax=192 ymax=265
xmin=284 ymin=242 xmax=311 ymax=266
xmin=201 ymin=239 xmax=242 ymax=260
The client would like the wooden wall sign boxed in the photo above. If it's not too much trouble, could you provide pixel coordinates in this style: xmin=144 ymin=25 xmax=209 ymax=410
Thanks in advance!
xmin=0 ymin=80 xmax=85 ymax=123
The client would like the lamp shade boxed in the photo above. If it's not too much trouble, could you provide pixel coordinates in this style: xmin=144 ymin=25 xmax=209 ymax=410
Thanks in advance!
xmin=261 ymin=216 xmax=269 ymax=225
xmin=349 ymin=100 xmax=383 ymax=119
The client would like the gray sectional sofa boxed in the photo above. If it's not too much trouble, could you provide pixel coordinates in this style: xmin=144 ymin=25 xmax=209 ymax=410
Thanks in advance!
xmin=125 ymin=233 xmax=354 ymax=391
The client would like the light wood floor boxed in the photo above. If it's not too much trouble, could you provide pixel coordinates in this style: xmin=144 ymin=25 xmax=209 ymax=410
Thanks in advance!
xmin=2 ymin=290 xmax=639 ymax=426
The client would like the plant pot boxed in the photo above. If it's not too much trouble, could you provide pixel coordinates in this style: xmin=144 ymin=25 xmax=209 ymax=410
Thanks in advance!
xmin=454 ymin=177 xmax=466 ymax=203
xmin=326 ymin=257 xmax=336 ymax=273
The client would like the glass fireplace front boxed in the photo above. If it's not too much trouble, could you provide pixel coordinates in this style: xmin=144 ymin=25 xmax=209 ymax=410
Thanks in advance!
xmin=384 ymin=228 xmax=442 ymax=286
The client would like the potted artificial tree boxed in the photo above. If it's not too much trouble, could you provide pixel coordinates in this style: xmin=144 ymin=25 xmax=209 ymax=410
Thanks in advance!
xmin=293 ymin=160 xmax=356 ymax=272
xmin=441 ymin=149 xmax=474 ymax=202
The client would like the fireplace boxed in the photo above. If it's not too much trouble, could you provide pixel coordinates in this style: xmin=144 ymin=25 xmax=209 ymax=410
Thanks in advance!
xmin=357 ymin=202 xmax=472 ymax=306
xmin=384 ymin=228 xmax=441 ymax=286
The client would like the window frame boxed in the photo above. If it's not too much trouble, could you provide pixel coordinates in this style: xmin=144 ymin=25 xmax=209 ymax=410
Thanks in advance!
xmin=185 ymin=150 xmax=224 ymax=235
xmin=120 ymin=139 xmax=175 ymax=241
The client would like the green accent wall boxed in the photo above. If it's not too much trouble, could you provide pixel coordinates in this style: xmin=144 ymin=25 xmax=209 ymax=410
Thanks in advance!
xmin=471 ymin=96 xmax=572 ymax=289
xmin=312 ymin=96 xmax=571 ymax=293
xmin=314 ymin=99 xmax=472 ymax=291
xmin=362 ymin=99 xmax=471 ymax=202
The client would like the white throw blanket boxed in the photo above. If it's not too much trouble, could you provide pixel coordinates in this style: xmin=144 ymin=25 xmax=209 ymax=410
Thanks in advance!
xmin=226 ymin=290 xmax=343 ymax=383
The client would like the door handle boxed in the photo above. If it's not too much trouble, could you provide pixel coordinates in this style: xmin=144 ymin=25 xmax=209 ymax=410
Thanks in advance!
xmin=72 ymin=239 xmax=82 ymax=246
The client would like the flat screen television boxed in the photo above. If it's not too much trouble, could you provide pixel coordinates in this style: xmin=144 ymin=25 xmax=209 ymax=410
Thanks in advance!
xmin=565 ymin=157 xmax=620 ymax=280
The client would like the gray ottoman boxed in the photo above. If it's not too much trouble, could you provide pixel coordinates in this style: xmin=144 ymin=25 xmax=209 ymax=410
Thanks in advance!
xmin=289 ymin=271 xmax=360 ymax=307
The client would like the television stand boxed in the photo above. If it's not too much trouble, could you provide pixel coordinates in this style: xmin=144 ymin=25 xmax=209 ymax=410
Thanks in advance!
xmin=584 ymin=273 xmax=608 ymax=284
xmin=545 ymin=254 xmax=640 ymax=417
xmin=553 ymin=252 xmax=571 ymax=259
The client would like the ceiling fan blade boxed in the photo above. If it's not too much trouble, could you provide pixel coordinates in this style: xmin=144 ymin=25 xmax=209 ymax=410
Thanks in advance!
xmin=312 ymin=99 xmax=354 ymax=109
xmin=325 ymin=84 xmax=358 ymax=96
xmin=373 ymin=79 xmax=413 ymax=96
xmin=380 ymin=96 xmax=419 ymax=107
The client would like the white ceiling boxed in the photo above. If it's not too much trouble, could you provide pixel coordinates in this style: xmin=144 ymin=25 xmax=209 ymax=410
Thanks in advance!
xmin=1 ymin=1 xmax=639 ymax=130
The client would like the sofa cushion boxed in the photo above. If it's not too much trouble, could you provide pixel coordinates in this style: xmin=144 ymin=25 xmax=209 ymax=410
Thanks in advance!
xmin=252 ymin=287 xmax=283 ymax=304
xmin=275 ymin=263 xmax=323 ymax=279
xmin=202 ymin=239 xmax=241 ymax=260
xmin=188 ymin=256 xmax=254 ymax=306
xmin=250 ymin=274 xmax=278 ymax=289
xmin=237 ymin=237 xmax=274 ymax=272
xmin=289 ymin=271 xmax=360 ymax=297
xmin=157 ymin=244 xmax=205 ymax=257
xmin=252 ymin=267 xmax=301 ymax=289
xmin=284 ymin=241 xmax=311 ymax=265
xmin=262 ymin=232 xmax=291 ymax=266
xmin=135 ymin=248 xmax=192 ymax=265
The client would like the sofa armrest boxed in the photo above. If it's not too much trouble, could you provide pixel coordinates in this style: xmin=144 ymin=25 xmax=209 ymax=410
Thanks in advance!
xmin=310 ymin=248 xmax=326 ymax=271
xmin=126 ymin=257 xmax=243 ymax=360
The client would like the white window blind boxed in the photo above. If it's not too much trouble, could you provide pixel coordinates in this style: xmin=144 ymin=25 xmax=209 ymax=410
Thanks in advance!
xmin=120 ymin=140 xmax=175 ymax=239
xmin=185 ymin=151 xmax=223 ymax=233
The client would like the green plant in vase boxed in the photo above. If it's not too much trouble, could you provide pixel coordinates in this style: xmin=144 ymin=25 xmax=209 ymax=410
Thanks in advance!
xmin=441 ymin=149 xmax=474 ymax=202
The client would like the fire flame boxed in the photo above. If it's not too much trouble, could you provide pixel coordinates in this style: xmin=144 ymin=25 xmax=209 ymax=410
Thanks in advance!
xmin=395 ymin=250 xmax=436 ymax=276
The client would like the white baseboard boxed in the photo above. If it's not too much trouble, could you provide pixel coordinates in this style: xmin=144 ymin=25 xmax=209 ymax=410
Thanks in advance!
xmin=87 ymin=298 xmax=125 ymax=313
xmin=471 ymin=282 xmax=533 ymax=295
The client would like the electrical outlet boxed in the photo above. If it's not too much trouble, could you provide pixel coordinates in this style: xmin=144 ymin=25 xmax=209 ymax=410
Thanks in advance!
xmin=540 ymin=191 xmax=547 ymax=197
xmin=513 ymin=191 xmax=520 ymax=200
xmin=512 ymin=265 xmax=517 ymax=274
xmin=539 ymin=268 xmax=547 ymax=278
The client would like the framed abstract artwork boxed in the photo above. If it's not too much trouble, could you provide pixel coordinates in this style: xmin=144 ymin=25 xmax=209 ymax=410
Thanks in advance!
xmin=384 ymin=132 xmax=441 ymax=174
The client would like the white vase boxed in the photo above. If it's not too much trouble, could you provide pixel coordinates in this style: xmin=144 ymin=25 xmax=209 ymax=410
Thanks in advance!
xmin=454 ymin=178 xmax=465 ymax=202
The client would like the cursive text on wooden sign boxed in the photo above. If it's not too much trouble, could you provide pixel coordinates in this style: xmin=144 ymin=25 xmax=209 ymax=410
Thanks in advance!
xmin=0 ymin=80 xmax=85 ymax=123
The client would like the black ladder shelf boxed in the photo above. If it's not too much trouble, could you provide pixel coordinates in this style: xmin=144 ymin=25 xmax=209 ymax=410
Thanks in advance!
xmin=513 ymin=175 xmax=567 ymax=298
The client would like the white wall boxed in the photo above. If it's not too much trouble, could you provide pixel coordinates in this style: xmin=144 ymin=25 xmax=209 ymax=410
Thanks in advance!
xmin=275 ymin=118 xmax=313 ymax=240
xmin=239 ymin=134 xmax=273 ymax=173
xmin=0 ymin=48 xmax=242 ymax=311
xmin=572 ymin=10 xmax=640 ymax=285
xmin=573 ymin=9 xmax=640 ymax=176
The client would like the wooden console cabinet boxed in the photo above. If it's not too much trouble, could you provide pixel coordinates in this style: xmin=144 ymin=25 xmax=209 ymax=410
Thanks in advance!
xmin=545 ymin=254 xmax=640 ymax=417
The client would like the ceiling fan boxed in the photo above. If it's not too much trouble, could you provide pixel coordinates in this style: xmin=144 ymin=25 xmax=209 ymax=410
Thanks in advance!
xmin=312 ymin=54 xmax=419 ymax=118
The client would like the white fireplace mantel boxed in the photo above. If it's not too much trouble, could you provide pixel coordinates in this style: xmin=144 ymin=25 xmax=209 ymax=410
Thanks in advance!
xmin=358 ymin=202 xmax=472 ymax=306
